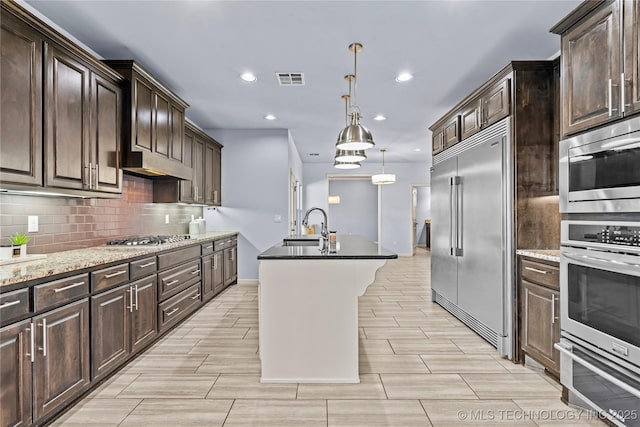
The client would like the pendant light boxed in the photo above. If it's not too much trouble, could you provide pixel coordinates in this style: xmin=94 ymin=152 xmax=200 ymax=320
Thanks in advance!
xmin=371 ymin=149 xmax=396 ymax=185
xmin=334 ymin=89 xmax=365 ymax=168
xmin=336 ymin=43 xmax=375 ymax=151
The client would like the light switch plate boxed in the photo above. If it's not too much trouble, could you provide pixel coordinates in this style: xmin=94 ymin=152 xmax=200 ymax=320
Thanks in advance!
xmin=165 ymin=214 xmax=170 ymax=224
xmin=28 ymin=216 xmax=38 ymax=232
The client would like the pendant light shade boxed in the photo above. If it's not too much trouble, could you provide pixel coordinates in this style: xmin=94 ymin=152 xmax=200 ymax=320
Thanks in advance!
xmin=335 ymin=43 xmax=374 ymax=151
xmin=335 ymin=148 xmax=366 ymax=162
xmin=372 ymin=149 xmax=395 ymax=185
xmin=334 ymin=160 xmax=361 ymax=169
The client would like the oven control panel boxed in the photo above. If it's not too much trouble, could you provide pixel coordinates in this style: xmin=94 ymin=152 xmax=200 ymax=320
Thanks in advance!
xmin=568 ymin=223 xmax=640 ymax=247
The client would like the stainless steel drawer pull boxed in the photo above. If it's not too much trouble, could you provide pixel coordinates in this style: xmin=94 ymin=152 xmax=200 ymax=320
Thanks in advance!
xmin=165 ymin=279 xmax=180 ymax=287
xmin=190 ymin=269 xmax=201 ymax=275
xmin=104 ymin=270 xmax=127 ymax=279
xmin=54 ymin=281 xmax=85 ymax=293
xmin=524 ymin=267 xmax=548 ymax=275
xmin=138 ymin=262 xmax=156 ymax=268
xmin=128 ymin=286 xmax=134 ymax=313
xmin=191 ymin=293 xmax=201 ymax=300
xmin=166 ymin=308 xmax=180 ymax=316
xmin=134 ymin=285 xmax=139 ymax=311
xmin=0 ymin=300 xmax=21 ymax=309
xmin=204 ymin=245 xmax=213 ymax=249
xmin=40 ymin=319 xmax=47 ymax=357
xmin=551 ymin=294 xmax=557 ymax=324
xmin=27 ymin=323 xmax=35 ymax=362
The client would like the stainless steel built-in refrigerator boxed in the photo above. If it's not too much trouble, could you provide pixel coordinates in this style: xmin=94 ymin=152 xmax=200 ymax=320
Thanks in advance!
xmin=431 ymin=117 xmax=513 ymax=358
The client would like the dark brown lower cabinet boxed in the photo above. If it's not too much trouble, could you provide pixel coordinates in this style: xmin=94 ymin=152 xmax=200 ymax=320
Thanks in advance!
xmin=91 ymin=276 xmax=157 ymax=381
xmin=33 ymin=299 xmax=90 ymax=421
xmin=521 ymin=278 xmax=560 ymax=376
xmin=202 ymin=254 xmax=214 ymax=302
xmin=213 ymin=250 xmax=225 ymax=295
xmin=223 ymin=245 xmax=237 ymax=287
xmin=0 ymin=320 xmax=33 ymax=427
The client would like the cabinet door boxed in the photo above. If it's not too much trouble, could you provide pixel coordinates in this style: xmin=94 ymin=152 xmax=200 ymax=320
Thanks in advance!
xmin=91 ymin=72 xmax=122 ymax=193
xmin=202 ymin=254 xmax=214 ymax=301
xmin=44 ymin=42 xmax=90 ymax=190
xmin=460 ymin=99 xmax=482 ymax=140
xmin=154 ymin=92 xmax=171 ymax=158
xmin=223 ymin=248 xmax=233 ymax=286
xmin=561 ymin=0 xmax=622 ymax=136
xmin=624 ymin=0 xmax=640 ymax=115
xmin=192 ymin=137 xmax=204 ymax=203
xmin=33 ymin=299 xmax=90 ymax=421
xmin=0 ymin=12 xmax=43 ymax=186
xmin=91 ymin=285 xmax=129 ymax=381
xmin=431 ymin=129 xmax=444 ymax=155
xmin=213 ymin=250 xmax=225 ymax=294
xmin=179 ymin=128 xmax=194 ymax=203
xmin=212 ymin=145 xmax=222 ymax=206
xmin=130 ymin=276 xmax=158 ymax=354
xmin=482 ymin=79 xmax=510 ymax=128
xmin=0 ymin=320 xmax=33 ymax=427
xmin=204 ymin=142 xmax=215 ymax=205
xmin=170 ymin=105 xmax=184 ymax=162
xmin=443 ymin=116 xmax=460 ymax=149
xmin=133 ymin=77 xmax=153 ymax=151
xmin=521 ymin=280 xmax=560 ymax=374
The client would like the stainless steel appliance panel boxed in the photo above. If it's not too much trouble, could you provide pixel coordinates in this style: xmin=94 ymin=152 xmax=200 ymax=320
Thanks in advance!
xmin=456 ymin=136 xmax=505 ymax=334
xmin=431 ymin=156 xmax=458 ymax=304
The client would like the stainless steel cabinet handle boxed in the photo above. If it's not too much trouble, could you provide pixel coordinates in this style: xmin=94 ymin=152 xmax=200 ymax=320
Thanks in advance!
xmin=40 ymin=319 xmax=47 ymax=357
xmin=231 ymin=250 xmax=235 ymax=262
xmin=27 ymin=322 xmax=35 ymax=362
xmin=54 ymin=281 xmax=85 ymax=293
xmin=214 ymin=190 xmax=218 ymax=203
xmin=138 ymin=262 xmax=156 ymax=268
xmin=134 ymin=284 xmax=139 ymax=311
xmin=105 ymin=270 xmax=127 ymax=279
xmin=165 ymin=279 xmax=180 ymax=287
xmin=166 ymin=308 xmax=179 ymax=316
xmin=190 ymin=269 xmax=201 ymax=275
xmin=524 ymin=266 xmax=548 ymax=275
xmin=94 ymin=163 xmax=99 ymax=188
xmin=191 ymin=293 xmax=200 ymax=300
xmin=204 ymin=245 xmax=213 ymax=249
xmin=608 ymin=78 xmax=613 ymax=117
xmin=213 ymin=255 xmax=217 ymax=270
xmin=554 ymin=342 xmax=640 ymax=398
xmin=0 ymin=300 xmax=21 ymax=309
xmin=621 ymin=72 xmax=626 ymax=114
xmin=87 ymin=162 xmax=93 ymax=189
xmin=551 ymin=294 xmax=557 ymax=324
xmin=128 ymin=286 xmax=134 ymax=313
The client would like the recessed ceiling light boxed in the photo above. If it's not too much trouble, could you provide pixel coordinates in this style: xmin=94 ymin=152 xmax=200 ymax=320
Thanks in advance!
xmin=240 ymin=72 xmax=257 ymax=82
xmin=373 ymin=114 xmax=387 ymax=121
xmin=395 ymin=72 xmax=413 ymax=82
xmin=264 ymin=114 xmax=276 ymax=120
xmin=415 ymin=148 xmax=421 ymax=152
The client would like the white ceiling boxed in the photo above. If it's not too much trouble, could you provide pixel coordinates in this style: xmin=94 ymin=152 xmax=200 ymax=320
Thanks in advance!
xmin=25 ymin=0 xmax=581 ymax=165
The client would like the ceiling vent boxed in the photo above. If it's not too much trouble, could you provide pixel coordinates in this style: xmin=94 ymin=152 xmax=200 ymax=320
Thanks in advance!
xmin=276 ymin=72 xmax=305 ymax=86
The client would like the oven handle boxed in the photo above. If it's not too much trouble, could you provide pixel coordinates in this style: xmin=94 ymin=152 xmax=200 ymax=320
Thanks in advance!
xmin=555 ymin=342 xmax=640 ymax=399
xmin=563 ymin=250 xmax=640 ymax=269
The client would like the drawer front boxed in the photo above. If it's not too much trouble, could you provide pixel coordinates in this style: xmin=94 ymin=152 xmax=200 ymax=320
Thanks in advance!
xmin=130 ymin=256 xmax=157 ymax=280
xmin=34 ymin=273 xmax=89 ymax=311
xmin=158 ymin=283 xmax=201 ymax=331
xmin=157 ymin=245 xmax=200 ymax=270
xmin=0 ymin=288 xmax=30 ymax=324
xmin=214 ymin=240 xmax=226 ymax=251
xmin=201 ymin=241 xmax=214 ymax=255
xmin=223 ymin=236 xmax=238 ymax=249
xmin=521 ymin=258 xmax=559 ymax=290
xmin=157 ymin=260 xmax=201 ymax=301
xmin=92 ymin=263 xmax=130 ymax=292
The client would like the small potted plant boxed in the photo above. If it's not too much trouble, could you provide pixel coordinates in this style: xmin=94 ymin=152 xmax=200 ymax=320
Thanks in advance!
xmin=10 ymin=232 xmax=30 ymax=258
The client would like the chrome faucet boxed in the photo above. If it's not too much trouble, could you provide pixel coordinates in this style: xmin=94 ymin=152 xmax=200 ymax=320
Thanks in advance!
xmin=302 ymin=207 xmax=328 ymax=239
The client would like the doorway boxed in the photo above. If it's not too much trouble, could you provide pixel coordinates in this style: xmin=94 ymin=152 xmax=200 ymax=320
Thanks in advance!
xmin=411 ymin=185 xmax=431 ymax=255
xmin=328 ymin=176 xmax=378 ymax=242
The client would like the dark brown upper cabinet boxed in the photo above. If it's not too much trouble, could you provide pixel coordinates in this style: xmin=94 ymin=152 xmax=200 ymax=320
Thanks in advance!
xmin=431 ymin=115 xmax=460 ymax=155
xmin=103 ymin=60 xmax=191 ymax=180
xmin=1 ymin=2 xmax=123 ymax=196
xmin=552 ymin=0 xmax=640 ymax=136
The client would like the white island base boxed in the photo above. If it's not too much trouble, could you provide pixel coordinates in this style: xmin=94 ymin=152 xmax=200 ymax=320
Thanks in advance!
xmin=258 ymin=258 xmax=386 ymax=383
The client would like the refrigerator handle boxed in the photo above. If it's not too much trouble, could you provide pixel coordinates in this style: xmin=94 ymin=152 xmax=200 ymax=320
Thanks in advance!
xmin=449 ymin=177 xmax=455 ymax=256
xmin=453 ymin=176 xmax=462 ymax=256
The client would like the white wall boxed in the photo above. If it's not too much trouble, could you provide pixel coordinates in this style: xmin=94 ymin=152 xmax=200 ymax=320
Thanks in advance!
xmin=328 ymin=179 xmax=378 ymax=241
xmin=303 ymin=162 xmax=429 ymax=256
xmin=204 ymin=129 xmax=293 ymax=280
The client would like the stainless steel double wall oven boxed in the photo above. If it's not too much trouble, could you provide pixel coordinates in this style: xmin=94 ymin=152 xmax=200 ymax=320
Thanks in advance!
xmin=558 ymin=116 xmax=640 ymax=426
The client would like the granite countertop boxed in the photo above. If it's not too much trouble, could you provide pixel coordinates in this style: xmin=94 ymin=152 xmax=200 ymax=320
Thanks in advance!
xmin=0 ymin=231 xmax=238 ymax=288
xmin=258 ymin=234 xmax=397 ymax=260
xmin=516 ymin=249 xmax=560 ymax=263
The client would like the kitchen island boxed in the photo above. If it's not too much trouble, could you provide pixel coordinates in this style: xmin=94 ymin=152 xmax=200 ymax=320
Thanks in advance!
xmin=257 ymin=234 xmax=397 ymax=383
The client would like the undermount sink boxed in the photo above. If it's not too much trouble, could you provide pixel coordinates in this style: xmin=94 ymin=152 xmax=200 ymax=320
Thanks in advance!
xmin=282 ymin=236 xmax=321 ymax=247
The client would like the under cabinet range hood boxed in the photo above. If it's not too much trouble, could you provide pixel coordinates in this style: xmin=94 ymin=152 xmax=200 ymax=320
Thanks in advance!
xmin=103 ymin=60 xmax=192 ymax=180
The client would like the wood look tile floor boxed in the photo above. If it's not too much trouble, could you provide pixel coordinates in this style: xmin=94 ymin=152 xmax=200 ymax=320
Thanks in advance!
xmin=52 ymin=249 xmax=605 ymax=426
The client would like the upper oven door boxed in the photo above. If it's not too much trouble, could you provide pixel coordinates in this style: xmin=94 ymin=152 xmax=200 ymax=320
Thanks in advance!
xmin=560 ymin=246 xmax=640 ymax=365
xmin=560 ymin=116 xmax=640 ymax=213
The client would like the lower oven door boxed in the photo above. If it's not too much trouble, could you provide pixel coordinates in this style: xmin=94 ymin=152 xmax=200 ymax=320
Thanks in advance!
xmin=560 ymin=247 xmax=640 ymax=365
xmin=556 ymin=340 xmax=640 ymax=427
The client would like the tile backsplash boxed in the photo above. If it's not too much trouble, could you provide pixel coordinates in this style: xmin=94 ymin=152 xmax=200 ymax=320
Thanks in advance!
xmin=0 ymin=175 xmax=203 ymax=254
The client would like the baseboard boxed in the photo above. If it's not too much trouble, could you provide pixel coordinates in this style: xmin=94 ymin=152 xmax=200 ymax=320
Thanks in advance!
xmin=237 ymin=279 xmax=259 ymax=285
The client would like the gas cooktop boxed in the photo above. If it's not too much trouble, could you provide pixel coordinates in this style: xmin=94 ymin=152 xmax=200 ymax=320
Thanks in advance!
xmin=106 ymin=235 xmax=191 ymax=246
